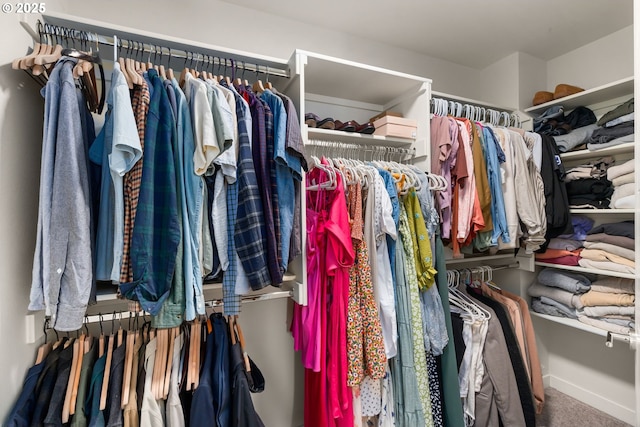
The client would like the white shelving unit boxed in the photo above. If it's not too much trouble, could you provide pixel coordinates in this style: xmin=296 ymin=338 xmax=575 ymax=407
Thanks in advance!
xmin=287 ymin=49 xmax=432 ymax=168
xmin=524 ymin=77 xmax=634 ymax=115
xmin=524 ymin=76 xmax=637 ymax=424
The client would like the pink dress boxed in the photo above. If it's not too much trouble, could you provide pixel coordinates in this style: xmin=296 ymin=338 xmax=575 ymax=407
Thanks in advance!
xmin=293 ymin=162 xmax=355 ymax=427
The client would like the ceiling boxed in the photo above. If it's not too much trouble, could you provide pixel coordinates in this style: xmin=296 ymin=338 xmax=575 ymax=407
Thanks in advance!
xmin=219 ymin=0 xmax=633 ymax=69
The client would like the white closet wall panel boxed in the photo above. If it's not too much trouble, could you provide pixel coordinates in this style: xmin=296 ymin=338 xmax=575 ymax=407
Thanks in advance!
xmin=477 ymin=52 xmax=520 ymax=109
xmin=0 ymin=10 xmax=61 ymax=419
xmin=547 ymin=25 xmax=633 ymax=91
xmin=517 ymin=52 xmax=548 ymax=111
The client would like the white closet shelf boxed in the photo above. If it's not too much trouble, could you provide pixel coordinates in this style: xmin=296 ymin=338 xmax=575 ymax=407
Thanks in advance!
xmin=530 ymin=311 xmax=631 ymax=341
xmin=534 ymin=261 xmax=636 ymax=280
xmin=307 ymin=127 xmax=414 ymax=147
xmin=524 ymin=77 xmax=634 ymax=115
xmin=296 ymin=50 xmax=431 ymax=107
xmin=570 ymin=208 xmax=636 ymax=214
xmin=559 ymin=142 xmax=635 ymax=161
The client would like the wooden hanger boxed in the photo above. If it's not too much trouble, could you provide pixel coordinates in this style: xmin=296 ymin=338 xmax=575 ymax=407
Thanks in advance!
xmin=121 ymin=313 xmax=138 ymax=408
xmin=152 ymin=328 xmax=168 ymax=400
xmin=62 ymin=332 xmax=83 ymax=423
xmin=100 ymin=314 xmax=117 ymax=411
xmin=162 ymin=327 xmax=177 ymax=399
xmin=35 ymin=319 xmax=53 ymax=365
xmin=234 ymin=316 xmax=251 ymax=374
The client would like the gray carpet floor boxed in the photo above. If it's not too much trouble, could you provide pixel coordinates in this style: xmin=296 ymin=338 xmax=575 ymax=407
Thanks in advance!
xmin=536 ymin=387 xmax=631 ymax=427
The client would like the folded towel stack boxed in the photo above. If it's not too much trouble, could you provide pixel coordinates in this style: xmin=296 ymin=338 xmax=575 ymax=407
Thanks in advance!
xmin=607 ymin=159 xmax=635 ymax=209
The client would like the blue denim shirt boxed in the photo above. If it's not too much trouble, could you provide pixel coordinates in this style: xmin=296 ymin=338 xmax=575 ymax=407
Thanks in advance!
xmin=172 ymin=78 xmax=204 ymax=321
xmin=483 ymin=126 xmax=510 ymax=246
xmin=91 ymin=63 xmax=142 ymax=283
xmin=120 ymin=69 xmax=180 ymax=315
xmin=377 ymin=168 xmax=400 ymax=286
xmin=260 ymin=90 xmax=299 ymax=275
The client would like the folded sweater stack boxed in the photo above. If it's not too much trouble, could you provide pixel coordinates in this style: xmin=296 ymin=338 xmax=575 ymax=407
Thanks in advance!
xmin=607 ymin=159 xmax=635 ymax=209
xmin=579 ymin=221 xmax=635 ymax=275
xmin=577 ymin=277 xmax=635 ymax=334
xmin=529 ymin=268 xmax=591 ymax=319
xmin=564 ymin=157 xmax=614 ymax=209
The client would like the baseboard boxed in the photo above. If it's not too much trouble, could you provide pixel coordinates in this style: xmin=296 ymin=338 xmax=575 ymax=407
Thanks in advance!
xmin=548 ymin=375 xmax=635 ymax=425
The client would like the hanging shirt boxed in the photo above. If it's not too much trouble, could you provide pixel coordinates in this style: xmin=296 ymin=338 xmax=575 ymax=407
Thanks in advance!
xmin=276 ymin=91 xmax=305 ymax=262
xmin=121 ymin=74 xmax=150 ymax=284
xmin=260 ymin=89 xmax=298 ymax=277
xmin=183 ymin=73 xmax=220 ymax=175
xmin=90 ymin=62 xmax=141 ymax=284
xmin=483 ymin=126 xmax=510 ymax=246
xmin=172 ymin=78 xmax=204 ymax=322
xmin=228 ymin=86 xmax=271 ymax=292
xmin=29 ymin=57 xmax=93 ymax=331
xmin=140 ymin=338 xmax=165 ymax=427
xmin=120 ymin=69 xmax=180 ymax=315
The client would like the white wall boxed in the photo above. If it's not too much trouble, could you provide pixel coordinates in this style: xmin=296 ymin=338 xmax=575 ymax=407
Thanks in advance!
xmin=547 ymin=25 xmax=633 ymax=91
xmin=49 ymin=0 xmax=483 ymax=98
xmin=476 ymin=52 xmax=520 ymax=108
xmin=0 ymin=10 xmax=57 ymax=419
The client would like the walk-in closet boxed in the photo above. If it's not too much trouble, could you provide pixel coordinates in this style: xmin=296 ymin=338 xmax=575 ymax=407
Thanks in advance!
xmin=1 ymin=1 xmax=637 ymax=426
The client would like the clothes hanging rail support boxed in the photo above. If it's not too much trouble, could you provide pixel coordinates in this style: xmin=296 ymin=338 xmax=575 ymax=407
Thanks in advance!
xmin=306 ymin=139 xmax=416 ymax=163
xmin=26 ymin=13 xmax=290 ymax=78
xmin=430 ymin=94 xmax=522 ymax=128
xmin=56 ymin=291 xmax=293 ymax=327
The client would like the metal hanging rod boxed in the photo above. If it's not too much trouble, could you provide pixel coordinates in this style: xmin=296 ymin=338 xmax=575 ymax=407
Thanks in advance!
xmin=447 ymin=262 xmax=520 ymax=274
xmin=431 ymin=95 xmax=522 ymax=128
xmin=57 ymin=291 xmax=293 ymax=327
xmin=25 ymin=16 xmax=290 ymax=78
xmin=306 ymin=139 xmax=416 ymax=163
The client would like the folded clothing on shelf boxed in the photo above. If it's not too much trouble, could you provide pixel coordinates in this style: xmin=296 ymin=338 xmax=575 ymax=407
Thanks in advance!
xmin=577 ymin=258 xmax=635 ymax=274
xmin=590 ymin=277 xmax=635 ymax=294
xmin=596 ymin=98 xmax=634 ymax=127
xmin=585 ymin=232 xmax=635 ymax=250
xmin=578 ymin=315 xmax=634 ymax=334
xmin=528 ymin=282 xmax=584 ymax=309
xmin=534 ymin=105 xmax=596 ymax=136
xmin=558 ymin=215 xmax=595 ymax=241
xmin=532 ymin=297 xmax=576 ymax=318
xmin=564 ymin=156 xmax=614 ymax=182
xmin=583 ymin=241 xmax=634 ymax=261
xmin=588 ymin=220 xmax=634 ymax=240
xmin=553 ymin=123 xmax=598 ymax=152
xmin=607 ymin=158 xmax=635 ymax=181
xmin=587 ymin=120 xmax=634 ymax=145
xmin=537 ymin=267 xmax=591 ymax=293
xmin=547 ymin=238 xmax=584 ymax=251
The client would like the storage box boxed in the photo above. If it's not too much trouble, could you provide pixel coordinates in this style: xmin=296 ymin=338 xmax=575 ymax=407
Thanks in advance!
xmin=373 ymin=115 xmax=417 ymax=139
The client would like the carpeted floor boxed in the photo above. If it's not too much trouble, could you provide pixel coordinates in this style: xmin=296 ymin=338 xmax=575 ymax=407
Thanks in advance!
xmin=536 ymin=387 xmax=631 ymax=427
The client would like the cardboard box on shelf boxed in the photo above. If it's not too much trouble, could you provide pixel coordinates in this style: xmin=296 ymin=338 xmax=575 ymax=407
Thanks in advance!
xmin=373 ymin=115 xmax=417 ymax=139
